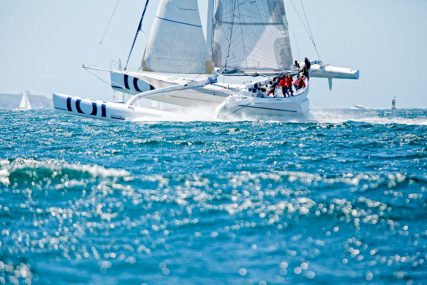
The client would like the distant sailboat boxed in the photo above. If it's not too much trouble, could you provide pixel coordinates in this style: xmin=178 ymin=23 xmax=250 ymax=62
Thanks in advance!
xmin=18 ymin=90 xmax=32 ymax=111
xmin=53 ymin=0 xmax=359 ymax=121
xmin=352 ymin=105 xmax=369 ymax=110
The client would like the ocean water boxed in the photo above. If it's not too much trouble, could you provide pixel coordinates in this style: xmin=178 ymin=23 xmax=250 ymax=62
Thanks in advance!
xmin=0 ymin=109 xmax=426 ymax=284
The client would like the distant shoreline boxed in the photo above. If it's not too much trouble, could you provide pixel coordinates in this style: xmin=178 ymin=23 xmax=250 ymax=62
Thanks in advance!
xmin=0 ymin=93 xmax=52 ymax=109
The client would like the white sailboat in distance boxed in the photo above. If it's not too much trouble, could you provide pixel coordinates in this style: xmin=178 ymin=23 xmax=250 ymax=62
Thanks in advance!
xmin=53 ymin=0 xmax=359 ymax=121
xmin=17 ymin=90 xmax=32 ymax=111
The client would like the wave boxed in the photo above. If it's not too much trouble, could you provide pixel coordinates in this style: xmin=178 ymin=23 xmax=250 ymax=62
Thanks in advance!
xmin=2 ymin=159 xmax=424 ymax=221
xmin=2 ymin=157 xmax=424 ymax=195
xmin=0 ymin=158 xmax=131 ymax=187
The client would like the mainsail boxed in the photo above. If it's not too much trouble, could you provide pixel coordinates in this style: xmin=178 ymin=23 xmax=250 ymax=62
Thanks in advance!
xmin=212 ymin=0 xmax=293 ymax=71
xmin=142 ymin=0 xmax=214 ymax=74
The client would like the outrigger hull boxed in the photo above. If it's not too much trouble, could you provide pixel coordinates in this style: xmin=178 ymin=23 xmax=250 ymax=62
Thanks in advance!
xmin=53 ymin=93 xmax=169 ymax=121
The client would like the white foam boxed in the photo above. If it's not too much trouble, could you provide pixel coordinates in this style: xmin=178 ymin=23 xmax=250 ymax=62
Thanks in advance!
xmin=132 ymin=105 xmax=427 ymax=125
xmin=0 ymin=160 xmax=11 ymax=185
xmin=0 ymin=158 xmax=131 ymax=184
xmin=132 ymin=105 xmax=218 ymax=122
xmin=308 ymin=109 xmax=427 ymax=126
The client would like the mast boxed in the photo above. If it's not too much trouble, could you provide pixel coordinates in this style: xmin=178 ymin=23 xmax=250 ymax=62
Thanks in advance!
xmin=125 ymin=0 xmax=151 ymax=70
xmin=206 ymin=0 xmax=215 ymax=58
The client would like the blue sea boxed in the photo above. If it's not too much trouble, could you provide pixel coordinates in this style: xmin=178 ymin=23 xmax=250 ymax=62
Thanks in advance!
xmin=0 ymin=109 xmax=426 ymax=284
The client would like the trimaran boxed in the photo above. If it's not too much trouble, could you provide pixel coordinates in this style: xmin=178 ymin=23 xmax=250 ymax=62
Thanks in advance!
xmin=53 ymin=0 xmax=359 ymax=121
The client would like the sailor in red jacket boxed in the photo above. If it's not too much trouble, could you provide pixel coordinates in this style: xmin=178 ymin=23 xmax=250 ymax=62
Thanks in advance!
xmin=294 ymin=73 xmax=306 ymax=91
xmin=285 ymin=75 xmax=293 ymax=96
xmin=280 ymin=75 xmax=293 ymax=97
xmin=279 ymin=77 xmax=288 ymax=97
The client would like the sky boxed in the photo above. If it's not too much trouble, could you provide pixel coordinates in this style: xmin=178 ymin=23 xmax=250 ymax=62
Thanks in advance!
xmin=0 ymin=0 xmax=426 ymax=109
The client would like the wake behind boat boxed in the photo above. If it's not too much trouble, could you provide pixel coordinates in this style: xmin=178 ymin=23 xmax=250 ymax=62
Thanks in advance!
xmin=53 ymin=0 xmax=359 ymax=121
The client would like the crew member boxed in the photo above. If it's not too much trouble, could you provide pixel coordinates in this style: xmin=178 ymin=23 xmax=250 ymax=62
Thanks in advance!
xmin=294 ymin=73 xmax=306 ymax=90
xmin=303 ymin=57 xmax=311 ymax=79
xmin=279 ymin=77 xmax=288 ymax=97
xmin=304 ymin=57 xmax=311 ymax=70
xmin=267 ymin=81 xmax=275 ymax=97
xmin=285 ymin=75 xmax=293 ymax=96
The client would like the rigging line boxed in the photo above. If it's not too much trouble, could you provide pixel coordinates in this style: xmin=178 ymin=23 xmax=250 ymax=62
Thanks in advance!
xmin=213 ymin=0 xmax=219 ymax=56
xmin=83 ymin=67 xmax=112 ymax=87
xmin=289 ymin=0 xmax=320 ymax=59
xmin=210 ymin=0 xmax=217 ymax=57
xmin=224 ymin=0 xmax=237 ymax=70
xmin=299 ymin=0 xmax=314 ymax=41
xmin=236 ymin=2 xmax=248 ymax=69
xmin=83 ymin=67 xmax=138 ymax=95
xmin=289 ymin=0 xmax=310 ymax=38
xmin=125 ymin=0 xmax=150 ymax=70
xmin=90 ymin=0 xmax=122 ymax=65
xmin=299 ymin=0 xmax=321 ymax=59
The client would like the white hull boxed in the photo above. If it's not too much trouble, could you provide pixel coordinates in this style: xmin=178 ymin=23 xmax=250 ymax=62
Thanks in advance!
xmin=54 ymin=72 xmax=311 ymax=121
xmin=53 ymin=93 xmax=170 ymax=121
xmin=111 ymin=70 xmax=242 ymax=107
xmin=144 ymin=85 xmax=228 ymax=107
xmin=216 ymin=87 xmax=310 ymax=120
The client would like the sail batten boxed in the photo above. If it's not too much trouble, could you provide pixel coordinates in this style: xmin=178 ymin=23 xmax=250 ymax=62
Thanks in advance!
xmin=216 ymin=22 xmax=284 ymax=26
xmin=156 ymin=16 xmax=202 ymax=28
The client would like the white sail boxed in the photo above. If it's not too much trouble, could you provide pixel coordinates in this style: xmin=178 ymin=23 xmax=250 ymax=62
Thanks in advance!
xmin=142 ymin=0 xmax=214 ymax=74
xmin=212 ymin=0 xmax=293 ymax=71
xmin=18 ymin=91 xmax=32 ymax=110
